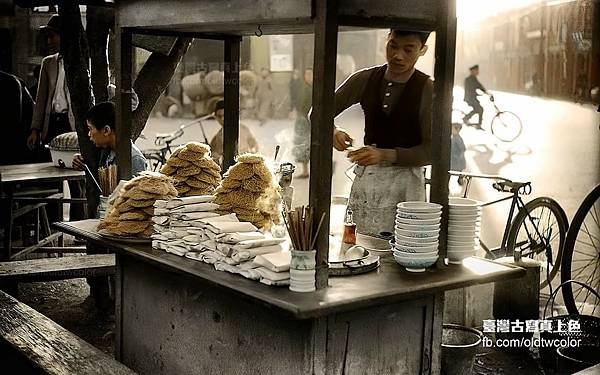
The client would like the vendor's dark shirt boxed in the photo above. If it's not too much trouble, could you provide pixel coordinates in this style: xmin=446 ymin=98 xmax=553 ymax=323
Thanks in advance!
xmin=333 ymin=65 xmax=433 ymax=165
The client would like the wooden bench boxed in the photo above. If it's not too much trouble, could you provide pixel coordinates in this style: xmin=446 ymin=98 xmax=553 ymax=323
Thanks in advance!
xmin=0 ymin=254 xmax=115 ymax=295
xmin=0 ymin=290 xmax=135 ymax=374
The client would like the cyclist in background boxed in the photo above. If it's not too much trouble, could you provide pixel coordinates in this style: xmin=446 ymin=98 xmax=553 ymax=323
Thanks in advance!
xmin=463 ymin=64 xmax=490 ymax=130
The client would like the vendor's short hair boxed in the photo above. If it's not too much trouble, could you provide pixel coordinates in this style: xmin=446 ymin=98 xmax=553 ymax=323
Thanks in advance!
xmin=469 ymin=64 xmax=479 ymax=71
xmin=86 ymin=101 xmax=115 ymax=130
xmin=389 ymin=29 xmax=430 ymax=45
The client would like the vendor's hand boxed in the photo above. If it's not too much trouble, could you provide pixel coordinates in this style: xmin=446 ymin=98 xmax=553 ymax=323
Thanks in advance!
xmin=72 ymin=153 xmax=85 ymax=171
xmin=347 ymin=146 xmax=385 ymax=166
xmin=333 ymin=127 xmax=353 ymax=151
xmin=27 ymin=130 xmax=39 ymax=150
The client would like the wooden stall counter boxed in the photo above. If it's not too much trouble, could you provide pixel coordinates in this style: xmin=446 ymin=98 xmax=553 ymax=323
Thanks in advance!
xmin=56 ymin=220 xmax=524 ymax=375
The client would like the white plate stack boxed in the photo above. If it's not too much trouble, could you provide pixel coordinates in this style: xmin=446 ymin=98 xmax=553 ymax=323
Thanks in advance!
xmin=448 ymin=197 xmax=481 ymax=264
xmin=393 ymin=202 xmax=442 ymax=272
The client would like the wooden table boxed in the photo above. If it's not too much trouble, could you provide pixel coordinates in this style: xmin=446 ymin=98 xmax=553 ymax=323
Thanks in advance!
xmin=56 ymin=220 xmax=525 ymax=374
xmin=0 ymin=163 xmax=85 ymax=260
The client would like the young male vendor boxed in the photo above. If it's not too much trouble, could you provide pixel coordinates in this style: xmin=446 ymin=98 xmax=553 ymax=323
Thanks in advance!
xmin=72 ymin=101 xmax=148 ymax=176
xmin=332 ymin=29 xmax=433 ymax=237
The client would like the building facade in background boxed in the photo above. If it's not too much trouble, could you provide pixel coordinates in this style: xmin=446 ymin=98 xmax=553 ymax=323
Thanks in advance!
xmin=456 ymin=0 xmax=599 ymax=102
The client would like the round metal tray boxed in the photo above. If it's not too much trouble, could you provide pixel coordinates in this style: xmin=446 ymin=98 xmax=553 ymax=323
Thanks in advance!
xmin=329 ymin=254 xmax=380 ymax=276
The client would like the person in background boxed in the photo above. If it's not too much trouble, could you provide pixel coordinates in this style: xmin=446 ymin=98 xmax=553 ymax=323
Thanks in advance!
xmin=209 ymin=99 xmax=259 ymax=166
xmin=72 ymin=101 xmax=148 ymax=176
xmin=463 ymin=64 xmax=490 ymax=130
xmin=255 ymin=67 xmax=274 ymax=125
xmin=450 ymin=123 xmax=466 ymax=185
xmin=27 ymin=14 xmax=84 ymax=221
xmin=292 ymin=68 xmax=313 ymax=178
xmin=331 ymin=29 xmax=433 ymax=237
xmin=0 ymin=71 xmax=35 ymax=165
xmin=289 ymin=69 xmax=302 ymax=118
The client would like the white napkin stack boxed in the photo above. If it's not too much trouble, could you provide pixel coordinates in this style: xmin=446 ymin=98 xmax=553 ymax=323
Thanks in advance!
xmin=151 ymin=196 xmax=220 ymax=255
xmin=151 ymin=195 xmax=290 ymax=287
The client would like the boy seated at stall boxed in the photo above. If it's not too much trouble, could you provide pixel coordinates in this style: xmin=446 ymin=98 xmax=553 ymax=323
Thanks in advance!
xmin=72 ymin=101 xmax=147 ymax=176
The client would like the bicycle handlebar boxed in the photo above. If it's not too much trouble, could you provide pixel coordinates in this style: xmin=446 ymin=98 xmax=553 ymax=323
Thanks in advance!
xmin=153 ymin=114 xmax=215 ymax=146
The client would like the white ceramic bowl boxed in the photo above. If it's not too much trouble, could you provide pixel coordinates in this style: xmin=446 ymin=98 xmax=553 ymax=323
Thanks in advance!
xmin=396 ymin=201 xmax=442 ymax=213
xmin=448 ymin=197 xmax=480 ymax=207
xmin=449 ymin=207 xmax=482 ymax=216
xmin=397 ymin=211 xmax=442 ymax=220
xmin=393 ymin=252 xmax=438 ymax=272
xmin=393 ymin=249 xmax=438 ymax=257
xmin=396 ymin=217 xmax=442 ymax=226
xmin=448 ymin=233 xmax=478 ymax=242
xmin=395 ymin=233 xmax=438 ymax=245
xmin=394 ymin=236 xmax=439 ymax=247
xmin=446 ymin=249 xmax=477 ymax=264
xmin=448 ymin=239 xmax=477 ymax=247
xmin=448 ymin=246 xmax=478 ymax=253
xmin=447 ymin=242 xmax=479 ymax=251
xmin=449 ymin=217 xmax=481 ymax=225
xmin=447 ymin=249 xmax=477 ymax=254
xmin=395 ymin=222 xmax=440 ymax=232
xmin=448 ymin=220 xmax=481 ymax=229
xmin=395 ymin=228 xmax=440 ymax=239
xmin=449 ymin=213 xmax=481 ymax=221
xmin=449 ymin=228 xmax=480 ymax=237
xmin=394 ymin=242 xmax=438 ymax=253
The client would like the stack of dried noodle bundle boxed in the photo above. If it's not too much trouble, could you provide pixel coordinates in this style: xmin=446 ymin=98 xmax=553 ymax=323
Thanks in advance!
xmin=214 ymin=153 xmax=281 ymax=229
xmin=159 ymin=142 xmax=221 ymax=196
xmin=98 ymin=172 xmax=178 ymax=238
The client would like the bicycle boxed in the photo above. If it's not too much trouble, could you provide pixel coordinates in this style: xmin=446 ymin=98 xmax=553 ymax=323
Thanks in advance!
xmin=141 ymin=114 xmax=213 ymax=171
xmin=560 ymin=184 xmax=600 ymax=317
xmin=452 ymin=94 xmax=523 ymax=143
xmin=449 ymin=171 xmax=569 ymax=288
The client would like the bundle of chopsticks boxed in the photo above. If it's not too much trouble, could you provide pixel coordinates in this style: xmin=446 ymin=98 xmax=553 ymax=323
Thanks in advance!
xmin=98 ymin=164 xmax=118 ymax=196
xmin=282 ymin=206 xmax=325 ymax=251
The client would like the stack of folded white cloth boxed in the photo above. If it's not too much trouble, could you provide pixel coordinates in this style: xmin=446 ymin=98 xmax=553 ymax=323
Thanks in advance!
xmin=152 ymin=195 xmax=290 ymax=286
xmin=151 ymin=195 xmax=220 ymax=256
xmin=184 ymin=220 xmax=289 ymax=286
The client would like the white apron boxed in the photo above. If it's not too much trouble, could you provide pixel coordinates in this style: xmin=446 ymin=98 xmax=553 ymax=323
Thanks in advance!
xmin=348 ymin=163 xmax=425 ymax=237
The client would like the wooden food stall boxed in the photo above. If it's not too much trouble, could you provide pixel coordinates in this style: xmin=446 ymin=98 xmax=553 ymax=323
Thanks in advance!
xmin=63 ymin=0 xmax=526 ymax=373
xmin=57 ymin=219 xmax=524 ymax=374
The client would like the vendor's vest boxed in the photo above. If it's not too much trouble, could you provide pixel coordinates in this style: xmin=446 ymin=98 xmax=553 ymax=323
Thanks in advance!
xmin=359 ymin=65 xmax=429 ymax=149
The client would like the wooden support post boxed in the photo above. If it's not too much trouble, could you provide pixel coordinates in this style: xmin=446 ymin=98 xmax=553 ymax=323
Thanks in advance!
xmin=115 ymin=28 xmax=133 ymax=180
xmin=310 ymin=0 xmax=338 ymax=289
xmin=223 ymin=37 xmax=241 ymax=172
xmin=1 ymin=191 xmax=13 ymax=261
xmin=431 ymin=0 xmax=457 ymax=266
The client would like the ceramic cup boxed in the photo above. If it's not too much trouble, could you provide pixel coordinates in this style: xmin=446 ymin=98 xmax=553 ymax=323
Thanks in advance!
xmin=289 ymin=269 xmax=316 ymax=292
xmin=290 ymin=249 xmax=316 ymax=270
xmin=97 ymin=195 xmax=108 ymax=219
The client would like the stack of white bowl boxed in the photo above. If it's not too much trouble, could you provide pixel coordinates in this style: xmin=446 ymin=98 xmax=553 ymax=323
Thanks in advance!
xmin=447 ymin=197 xmax=481 ymax=264
xmin=393 ymin=202 xmax=442 ymax=272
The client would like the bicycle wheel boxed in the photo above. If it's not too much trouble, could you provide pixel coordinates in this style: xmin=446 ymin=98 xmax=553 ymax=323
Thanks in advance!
xmin=490 ymin=111 xmax=522 ymax=142
xmin=506 ymin=197 xmax=568 ymax=288
xmin=561 ymin=184 xmax=600 ymax=317
xmin=145 ymin=155 xmax=164 ymax=172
